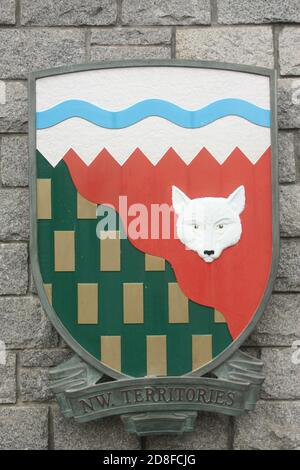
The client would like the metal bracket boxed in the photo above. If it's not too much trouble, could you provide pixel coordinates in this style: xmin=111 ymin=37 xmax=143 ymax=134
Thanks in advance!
xmin=49 ymin=355 xmax=103 ymax=418
xmin=49 ymin=349 xmax=264 ymax=436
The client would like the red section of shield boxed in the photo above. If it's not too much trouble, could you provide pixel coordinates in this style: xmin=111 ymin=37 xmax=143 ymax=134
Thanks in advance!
xmin=64 ymin=147 xmax=272 ymax=340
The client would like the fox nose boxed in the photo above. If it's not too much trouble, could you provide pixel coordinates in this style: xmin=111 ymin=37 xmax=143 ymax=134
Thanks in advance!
xmin=204 ymin=250 xmax=215 ymax=256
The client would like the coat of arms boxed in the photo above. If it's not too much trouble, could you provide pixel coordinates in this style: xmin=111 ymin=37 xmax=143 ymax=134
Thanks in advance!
xmin=30 ymin=61 xmax=278 ymax=435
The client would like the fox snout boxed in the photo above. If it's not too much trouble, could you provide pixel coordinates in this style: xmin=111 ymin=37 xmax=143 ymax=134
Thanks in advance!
xmin=200 ymin=248 xmax=218 ymax=263
xmin=172 ymin=185 xmax=246 ymax=263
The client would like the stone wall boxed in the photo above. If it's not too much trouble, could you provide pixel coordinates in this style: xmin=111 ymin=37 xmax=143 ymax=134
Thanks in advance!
xmin=0 ymin=0 xmax=299 ymax=450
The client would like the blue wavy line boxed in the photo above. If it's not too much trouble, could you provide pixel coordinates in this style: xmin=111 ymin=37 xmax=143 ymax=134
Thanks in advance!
xmin=36 ymin=98 xmax=270 ymax=129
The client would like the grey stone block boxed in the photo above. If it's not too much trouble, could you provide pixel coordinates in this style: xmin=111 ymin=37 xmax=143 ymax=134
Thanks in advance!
xmin=278 ymin=79 xmax=300 ymax=129
xmin=0 ymin=296 xmax=59 ymax=348
xmin=280 ymin=185 xmax=300 ymax=237
xmin=0 ymin=29 xmax=85 ymax=79
xmin=0 ymin=407 xmax=48 ymax=450
xmin=0 ymin=189 xmax=29 ymax=240
xmin=0 ymin=135 xmax=29 ymax=187
xmin=249 ymin=294 xmax=300 ymax=346
xmin=21 ymin=349 xmax=72 ymax=367
xmin=0 ymin=81 xmax=27 ymax=133
xmin=20 ymin=368 xmax=53 ymax=402
xmin=91 ymin=45 xmax=171 ymax=61
xmin=279 ymin=27 xmax=300 ymax=76
xmin=52 ymin=406 xmax=140 ymax=450
xmin=261 ymin=348 xmax=300 ymax=399
xmin=91 ymin=27 xmax=172 ymax=45
xmin=122 ymin=0 xmax=211 ymax=25
xmin=275 ymin=239 xmax=300 ymax=291
xmin=0 ymin=244 xmax=28 ymax=295
xmin=21 ymin=0 xmax=117 ymax=26
xmin=0 ymin=352 xmax=16 ymax=404
xmin=176 ymin=27 xmax=274 ymax=67
xmin=217 ymin=0 xmax=300 ymax=24
xmin=146 ymin=413 xmax=230 ymax=449
xmin=0 ymin=0 xmax=15 ymax=24
xmin=278 ymin=132 xmax=297 ymax=183
xmin=233 ymin=401 xmax=300 ymax=449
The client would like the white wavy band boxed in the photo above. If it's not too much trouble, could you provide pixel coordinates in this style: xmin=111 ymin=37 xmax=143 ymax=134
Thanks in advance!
xmin=36 ymin=115 xmax=271 ymax=167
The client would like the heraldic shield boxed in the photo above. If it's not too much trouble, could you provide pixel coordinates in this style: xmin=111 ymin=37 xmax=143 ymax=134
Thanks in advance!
xmin=30 ymin=61 xmax=278 ymax=435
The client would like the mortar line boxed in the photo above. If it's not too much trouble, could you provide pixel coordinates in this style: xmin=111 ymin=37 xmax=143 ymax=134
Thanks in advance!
xmin=140 ymin=435 xmax=147 ymax=450
xmin=171 ymin=26 xmax=176 ymax=58
xmin=273 ymin=24 xmax=281 ymax=75
xmin=15 ymin=350 xmax=21 ymax=404
xmin=48 ymin=406 xmax=55 ymax=450
xmin=117 ymin=0 xmax=123 ymax=26
xmin=85 ymin=28 xmax=91 ymax=62
xmin=15 ymin=0 xmax=21 ymax=27
xmin=210 ymin=0 xmax=218 ymax=25
xmin=293 ymin=130 xmax=300 ymax=183
xmin=228 ymin=416 xmax=235 ymax=450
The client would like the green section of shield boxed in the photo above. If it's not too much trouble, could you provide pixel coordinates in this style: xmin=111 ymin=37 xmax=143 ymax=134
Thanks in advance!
xmin=37 ymin=151 xmax=232 ymax=377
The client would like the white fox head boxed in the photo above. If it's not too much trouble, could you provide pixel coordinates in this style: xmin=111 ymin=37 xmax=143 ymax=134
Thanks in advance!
xmin=172 ymin=185 xmax=245 ymax=263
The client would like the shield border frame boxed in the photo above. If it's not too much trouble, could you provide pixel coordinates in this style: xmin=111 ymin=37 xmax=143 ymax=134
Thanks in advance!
xmin=29 ymin=59 xmax=279 ymax=380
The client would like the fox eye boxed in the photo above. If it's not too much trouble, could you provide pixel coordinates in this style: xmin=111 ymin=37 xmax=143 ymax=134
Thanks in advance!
xmin=193 ymin=224 xmax=199 ymax=230
xmin=217 ymin=223 xmax=224 ymax=230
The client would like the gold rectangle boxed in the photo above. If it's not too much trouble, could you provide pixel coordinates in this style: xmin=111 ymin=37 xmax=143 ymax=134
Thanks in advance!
xmin=43 ymin=283 xmax=52 ymax=305
xmin=168 ymin=283 xmax=189 ymax=323
xmin=77 ymin=192 xmax=97 ymax=219
xmin=54 ymin=231 xmax=75 ymax=272
xmin=100 ymin=231 xmax=120 ymax=271
xmin=214 ymin=309 xmax=226 ymax=323
xmin=145 ymin=254 xmax=165 ymax=271
xmin=78 ymin=284 xmax=98 ymax=324
xmin=123 ymin=283 xmax=144 ymax=324
xmin=147 ymin=336 xmax=167 ymax=377
xmin=37 ymin=179 xmax=51 ymax=219
xmin=101 ymin=336 xmax=121 ymax=371
xmin=192 ymin=335 xmax=212 ymax=370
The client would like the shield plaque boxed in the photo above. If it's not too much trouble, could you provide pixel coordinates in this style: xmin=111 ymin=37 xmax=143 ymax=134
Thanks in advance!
xmin=29 ymin=61 xmax=278 ymax=431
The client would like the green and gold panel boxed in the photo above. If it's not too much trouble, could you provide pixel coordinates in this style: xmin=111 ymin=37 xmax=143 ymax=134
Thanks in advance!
xmin=37 ymin=151 xmax=232 ymax=377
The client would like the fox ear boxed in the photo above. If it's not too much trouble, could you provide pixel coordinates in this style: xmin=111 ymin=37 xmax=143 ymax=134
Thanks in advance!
xmin=227 ymin=185 xmax=245 ymax=215
xmin=172 ymin=186 xmax=191 ymax=215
